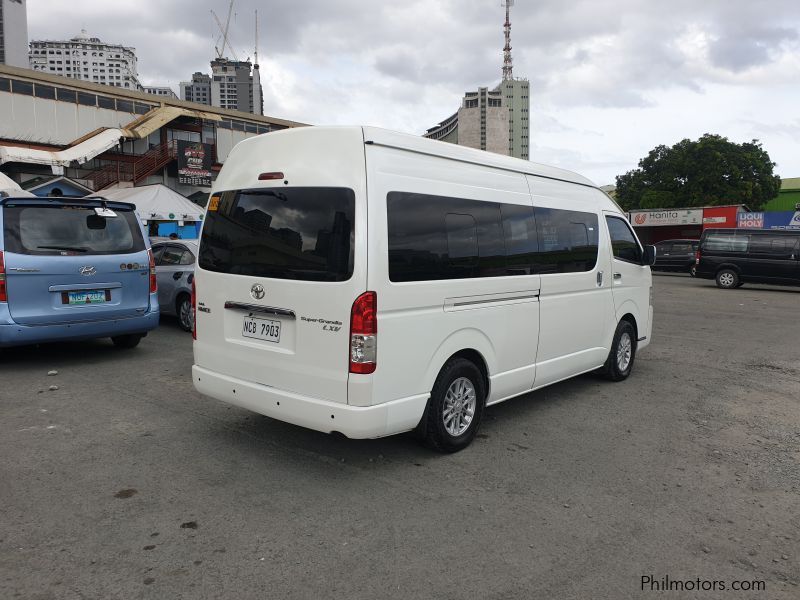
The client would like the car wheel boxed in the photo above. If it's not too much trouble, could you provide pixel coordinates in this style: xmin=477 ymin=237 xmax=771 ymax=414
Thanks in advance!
xmin=111 ymin=334 xmax=143 ymax=349
xmin=420 ymin=358 xmax=485 ymax=453
xmin=177 ymin=294 xmax=193 ymax=332
xmin=601 ymin=320 xmax=637 ymax=382
xmin=715 ymin=268 xmax=739 ymax=289
xmin=689 ymin=265 xmax=697 ymax=277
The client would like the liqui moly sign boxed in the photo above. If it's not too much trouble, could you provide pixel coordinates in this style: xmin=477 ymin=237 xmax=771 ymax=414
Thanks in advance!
xmin=737 ymin=212 xmax=764 ymax=228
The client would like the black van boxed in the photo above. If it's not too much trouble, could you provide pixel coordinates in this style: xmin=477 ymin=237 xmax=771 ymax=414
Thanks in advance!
xmin=696 ymin=228 xmax=800 ymax=289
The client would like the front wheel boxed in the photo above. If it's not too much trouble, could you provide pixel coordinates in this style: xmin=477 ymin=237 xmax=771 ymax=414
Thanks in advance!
xmin=715 ymin=268 xmax=739 ymax=289
xmin=111 ymin=334 xmax=143 ymax=349
xmin=177 ymin=294 xmax=193 ymax=332
xmin=420 ymin=358 xmax=486 ymax=453
xmin=601 ymin=320 xmax=637 ymax=381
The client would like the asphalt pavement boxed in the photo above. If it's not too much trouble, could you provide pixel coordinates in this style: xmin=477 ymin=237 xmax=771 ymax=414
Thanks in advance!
xmin=1 ymin=274 xmax=798 ymax=599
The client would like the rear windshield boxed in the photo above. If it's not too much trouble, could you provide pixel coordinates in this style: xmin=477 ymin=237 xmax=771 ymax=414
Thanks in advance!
xmin=2 ymin=205 xmax=145 ymax=255
xmin=199 ymin=188 xmax=355 ymax=282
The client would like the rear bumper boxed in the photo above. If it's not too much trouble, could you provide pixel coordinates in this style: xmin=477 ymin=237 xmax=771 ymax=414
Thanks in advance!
xmin=192 ymin=365 xmax=429 ymax=439
xmin=0 ymin=305 xmax=159 ymax=347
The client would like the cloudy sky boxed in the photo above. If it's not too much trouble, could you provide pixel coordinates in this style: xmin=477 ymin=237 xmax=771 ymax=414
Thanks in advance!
xmin=26 ymin=0 xmax=800 ymax=185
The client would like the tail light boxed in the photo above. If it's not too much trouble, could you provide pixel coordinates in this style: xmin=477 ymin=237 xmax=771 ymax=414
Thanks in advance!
xmin=191 ymin=277 xmax=197 ymax=340
xmin=147 ymin=249 xmax=157 ymax=293
xmin=0 ymin=251 xmax=6 ymax=302
xmin=349 ymin=291 xmax=377 ymax=374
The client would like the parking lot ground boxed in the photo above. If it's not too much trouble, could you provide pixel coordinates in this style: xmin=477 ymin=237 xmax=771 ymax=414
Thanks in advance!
xmin=1 ymin=275 xmax=799 ymax=599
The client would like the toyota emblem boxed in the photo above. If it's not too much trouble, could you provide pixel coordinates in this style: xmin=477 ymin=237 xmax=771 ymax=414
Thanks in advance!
xmin=80 ymin=266 xmax=97 ymax=276
xmin=250 ymin=284 xmax=265 ymax=300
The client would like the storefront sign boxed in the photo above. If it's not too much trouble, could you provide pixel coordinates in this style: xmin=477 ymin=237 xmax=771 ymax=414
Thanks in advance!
xmin=737 ymin=212 xmax=764 ymax=228
xmin=177 ymin=141 xmax=214 ymax=187
xmin=764 ymin=210 xmax=800 ymax=230
xmin=630 ymin=209 xmax=703 ymax=227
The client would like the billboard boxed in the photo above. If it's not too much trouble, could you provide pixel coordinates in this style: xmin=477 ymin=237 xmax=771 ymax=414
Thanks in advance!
xmin=763 ymin=211 xmax=800 ymax=230
xmin=177 ymin=141 xmax=214 ymax=187
xmin=630 ymin=209 xmax=703 ymax=227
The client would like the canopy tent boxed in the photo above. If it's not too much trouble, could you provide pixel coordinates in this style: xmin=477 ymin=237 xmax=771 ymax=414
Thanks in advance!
xmin=92 ymin=184 xmax=204 ymax=222
xmin=0 ymin=172 xmax=36 ymax=197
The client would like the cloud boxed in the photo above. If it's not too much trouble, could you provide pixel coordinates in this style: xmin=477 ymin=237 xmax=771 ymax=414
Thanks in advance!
xmin=23 ymin=0 xmax=800 ymax=184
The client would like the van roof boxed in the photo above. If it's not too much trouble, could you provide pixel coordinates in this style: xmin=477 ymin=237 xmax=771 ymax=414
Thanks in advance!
xmin=250 ymin=126 xmax=597 ymax=189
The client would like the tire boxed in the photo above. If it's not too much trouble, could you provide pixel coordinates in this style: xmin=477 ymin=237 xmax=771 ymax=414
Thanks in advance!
xmin=176 ymin=293 xmax=193 ymax=332
xmin=715 ymin=268 xmax=739 ymax=289
xmin=689 ymin=265 xmax=697 ymax=277
xmin=601 ymin=320 xmax=637 ymax=382
xmin=111 ymin=334 xmax=143 ymax=349
xmin=420 ymin=358 xmax=486 ymax=453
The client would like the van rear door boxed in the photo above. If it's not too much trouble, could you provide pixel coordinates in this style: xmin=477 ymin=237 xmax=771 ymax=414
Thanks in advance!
xmin=195 ymin=186 xmax=363 ymax=405
xmin=2 ymin=201 xmax=150 ymax=325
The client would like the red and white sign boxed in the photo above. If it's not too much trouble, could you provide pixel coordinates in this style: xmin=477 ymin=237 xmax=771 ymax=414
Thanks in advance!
xmin=629 ymin=209 xmax=703 ymax=227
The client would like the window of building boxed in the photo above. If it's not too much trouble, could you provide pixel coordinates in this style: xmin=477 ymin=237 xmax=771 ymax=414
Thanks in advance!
xmin=11 ymin=80 xmax=34 ymax=96
xmin=56 ymin=88 xmax=77 ymax=103
xmin=34 ymin=84 xmax=56 ymax=100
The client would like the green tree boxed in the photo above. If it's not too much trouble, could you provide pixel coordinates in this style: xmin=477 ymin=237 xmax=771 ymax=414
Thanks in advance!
xmin=615 ymin=134 xmax=781 ymax=211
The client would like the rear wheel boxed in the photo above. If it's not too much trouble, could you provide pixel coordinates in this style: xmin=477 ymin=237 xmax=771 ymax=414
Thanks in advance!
xmin=111 ymin=334 xmax=143 ymax=349
xmin=689 ymin=265 xmax=697 ymax=277
xmin=715 ymin=268 xmax=739 ymax=289
xmin=176 ymin=294 xmax=193 ymax=332
xmin=601 ymin=320 xmax=637 ymax=381
xmin=421 ymin=358 xmax=485 ymax=453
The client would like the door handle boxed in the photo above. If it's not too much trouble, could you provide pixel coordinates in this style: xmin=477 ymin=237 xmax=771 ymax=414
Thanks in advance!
xmin=613 ymin=273 xmax=622 ymax=284
xmin=597 ymin=271 xmax=604 ymax=287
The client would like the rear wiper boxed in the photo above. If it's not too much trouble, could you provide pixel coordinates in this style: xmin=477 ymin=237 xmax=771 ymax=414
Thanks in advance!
xmin=37 ymin=245 xmax=88 ymax=252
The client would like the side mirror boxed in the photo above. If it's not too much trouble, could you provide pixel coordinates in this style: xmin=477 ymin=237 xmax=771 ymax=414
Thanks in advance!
xmin=642 ymin=245 xmax=657 ymax=266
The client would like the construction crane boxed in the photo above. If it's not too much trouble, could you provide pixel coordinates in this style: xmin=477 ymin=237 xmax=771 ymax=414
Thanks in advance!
xmin=212 ymin=0 xmax=237 ymax=60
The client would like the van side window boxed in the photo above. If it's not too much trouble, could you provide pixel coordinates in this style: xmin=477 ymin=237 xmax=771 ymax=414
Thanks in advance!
xmin=535 ymin=208 xmax=599 ymax=273
xmin=703 ymin=234 xmax=749 ymax=252
xmin=501 ymin=203 xmax=538 ymax=275
xmin=387 ymin=192 xmax=528 ymax=281
xmin=605 ymin=216 xmax=642 ymax=264
xmin=750 ymin=234 xmax=796 ymax=256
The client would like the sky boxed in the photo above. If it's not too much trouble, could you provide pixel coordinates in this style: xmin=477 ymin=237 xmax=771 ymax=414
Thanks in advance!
xmin=25 ymin=0 xmax=800 ymax=186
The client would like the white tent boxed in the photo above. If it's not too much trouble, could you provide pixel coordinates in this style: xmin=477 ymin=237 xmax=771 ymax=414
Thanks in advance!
xmin=92 ymin=184 xmax=204 ymax=223
xmin=0 ymin=172 xmax=36 ymax=197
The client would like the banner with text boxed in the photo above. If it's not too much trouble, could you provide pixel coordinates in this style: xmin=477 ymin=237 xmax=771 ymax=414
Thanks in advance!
xmin=177 ymin=141 xmax=214 ymax=187
xmin=630 ymin=209 xmax=703 ymax=227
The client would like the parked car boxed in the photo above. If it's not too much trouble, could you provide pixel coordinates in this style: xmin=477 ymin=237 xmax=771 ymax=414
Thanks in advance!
xmin=652 ymin=239 xmax=699 ymax=276
xmin=151 ymin=240 xmax=197 ymax=331
xmin=0 ymin=196 xmax=159 ymax=348
xmin=696 ymin=228 xmax=800 ymax=289
xmin=192 ymin=126 xmax=656 ymax=452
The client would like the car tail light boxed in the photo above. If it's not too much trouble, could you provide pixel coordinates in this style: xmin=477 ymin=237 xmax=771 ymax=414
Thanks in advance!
xmin=147 ymin=248 xmax=157 ymax=293
xmin=191 ymin=277 xmax=197 ymax=340
xmin=349 ymin=291 xmax=377 ymax=374
xmin=0 ymin=251 xmax=6 ymax=302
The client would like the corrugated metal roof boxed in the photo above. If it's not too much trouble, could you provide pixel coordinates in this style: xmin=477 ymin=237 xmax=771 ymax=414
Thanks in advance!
xmin=0 ymin=64 xmax=307 ymax=129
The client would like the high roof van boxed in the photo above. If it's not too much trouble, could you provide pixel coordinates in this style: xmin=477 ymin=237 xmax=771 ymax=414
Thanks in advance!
xmin=192 ymin=127 xmax=655 ymax=451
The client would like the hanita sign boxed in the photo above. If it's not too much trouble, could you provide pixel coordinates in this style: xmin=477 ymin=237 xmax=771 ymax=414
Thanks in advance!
xmin=630 ymin=209 xmax=703 ymax=227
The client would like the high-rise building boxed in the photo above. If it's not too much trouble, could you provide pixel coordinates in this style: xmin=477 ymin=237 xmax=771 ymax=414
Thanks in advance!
xmin=29 ymin=30 xmax=142 ymax=90
xmin=424 ymin=1 xmax=529 ymax=159
xmin=179 ymin=72 xmax=211 ymax=105
xmin=0 ymin=0 xmax=29 ymax=68
xmin=180 ymin=60 xmax=262 ymax=115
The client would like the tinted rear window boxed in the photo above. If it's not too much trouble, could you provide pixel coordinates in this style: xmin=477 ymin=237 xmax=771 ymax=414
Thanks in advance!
xmin=2 ymin=205 xmax=145 ymax=256
xmin=198 ymin=188 xmax=355 ymax=282
xmin=703 ymin=234 xmax=749 ymax=252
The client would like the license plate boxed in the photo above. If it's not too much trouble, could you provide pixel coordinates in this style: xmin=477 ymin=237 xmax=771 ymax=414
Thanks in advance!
xmin=64 ymin=290 xmax=108 ymax=305
xmin=242 ymin=316 xmax=281 ymax=343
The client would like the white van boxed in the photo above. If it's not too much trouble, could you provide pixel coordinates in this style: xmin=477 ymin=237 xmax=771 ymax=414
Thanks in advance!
xmin=192 ymin=126 xmax=655 ymax=452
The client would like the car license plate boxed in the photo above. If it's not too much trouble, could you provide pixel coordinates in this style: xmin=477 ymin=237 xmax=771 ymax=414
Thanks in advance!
xmin=242 ymin=316 xmax=281 ymax=343
xmin=65 ymin=290 xmax=108 ymax=305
